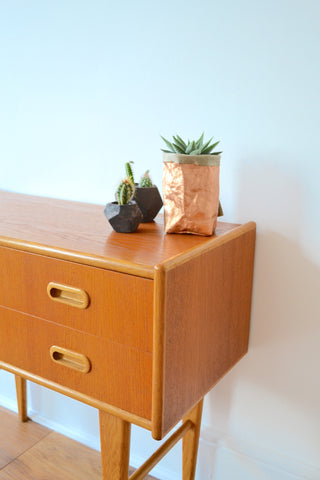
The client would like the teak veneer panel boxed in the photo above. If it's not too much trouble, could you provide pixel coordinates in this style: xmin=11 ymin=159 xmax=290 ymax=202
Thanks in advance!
xmin=0 ymin=306 xmax=152 ymax=420
xmin=153 ymin=224 xmax=256 ymax=438
xmin=0 ymin=190 xmax=240 ymax=278
xmin=0 ymin=246 xmax=153 ymax=352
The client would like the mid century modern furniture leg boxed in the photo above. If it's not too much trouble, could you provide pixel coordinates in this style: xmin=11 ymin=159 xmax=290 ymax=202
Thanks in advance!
xmin=106 ymin=398 xmax=204 ymax=480
xmin=99 ymin=410 xmax=131 ymax=480
xmin=182 ymin=398 xmax=204 ymax=480
xmin=15 ymin=375 xmax=28 ymax=422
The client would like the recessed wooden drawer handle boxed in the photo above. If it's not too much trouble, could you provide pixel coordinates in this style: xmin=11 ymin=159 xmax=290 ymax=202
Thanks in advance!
xmin=49 ymin=346 xmax=91 ymax=373
xmin=47 ymin=282 xmax=90 ymax=309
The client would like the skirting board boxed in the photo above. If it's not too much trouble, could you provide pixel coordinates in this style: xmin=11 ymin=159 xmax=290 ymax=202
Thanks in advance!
xmin=200 ymin=426 xmax=320 ymax=480
xmin=0 ymin=379 xmax=319 ymax=480
xmin=0 ymin=392 xmax=38 ymax=419
xmin=0 ymin=393 xmax=19 ymax=416
xmin=28 ymin=411 xmax=181 ymax=480
xmin=28 ymin=415 xmax=320 ymax=480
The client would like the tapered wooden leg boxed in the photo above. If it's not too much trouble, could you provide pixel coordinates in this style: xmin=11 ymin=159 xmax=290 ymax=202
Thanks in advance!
xmin=99 ymin=410 xmax=131 ymax=480
xmin=182 ymin=398 xmax=203 ymax=480
xmin=15 ymin=375 xmax=28 ymax=422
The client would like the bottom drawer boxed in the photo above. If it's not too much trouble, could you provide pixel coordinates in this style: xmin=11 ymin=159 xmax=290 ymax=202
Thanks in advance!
xmin=0 ymin=306 xmax=152 ymax=420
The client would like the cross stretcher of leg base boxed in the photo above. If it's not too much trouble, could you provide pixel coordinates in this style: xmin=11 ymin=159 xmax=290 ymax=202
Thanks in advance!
xmin=100 ymin=399 xmax=204 ymax=480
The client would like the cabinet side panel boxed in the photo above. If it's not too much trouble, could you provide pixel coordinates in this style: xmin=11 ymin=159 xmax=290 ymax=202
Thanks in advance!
xmin=162 ymin=227 xmax=256 ymax=435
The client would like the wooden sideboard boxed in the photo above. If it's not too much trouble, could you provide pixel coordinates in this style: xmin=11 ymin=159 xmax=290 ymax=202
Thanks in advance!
xmin=0 ymin=190 xmax=256 ymax=479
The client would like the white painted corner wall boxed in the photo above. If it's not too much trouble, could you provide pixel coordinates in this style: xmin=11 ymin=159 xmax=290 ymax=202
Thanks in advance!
xmin=1 ymin=1 xmax=320 ymax=479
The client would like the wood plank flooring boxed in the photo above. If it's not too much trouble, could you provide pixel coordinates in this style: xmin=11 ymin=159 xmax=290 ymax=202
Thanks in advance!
xmin=0 ymin=406 xmax=158 ymax=480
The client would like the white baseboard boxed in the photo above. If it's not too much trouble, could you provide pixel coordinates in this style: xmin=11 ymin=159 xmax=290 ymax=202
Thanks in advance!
xmin=0 ymin=385 xmax=38 ymax=419
xmin=30 ymin=411 xmax=101 ymax=450
xmin=200 ymin=425 xmax=320 ymax=480
xmin=0 ymin=393 xmax=18 ymax=414
xmin=30 ymin=411 xmax=180 ymax=480
xmin=32 ymin=413 xmax=320 ymax=480
xmin=1 ymin=380 xmax=319 ymax=480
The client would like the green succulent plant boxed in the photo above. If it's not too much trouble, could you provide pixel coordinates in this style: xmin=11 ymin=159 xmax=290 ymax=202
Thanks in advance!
xmin=139 ymin=170 xmax=153 ymax=188
xmin=116 ymin=178 xmax=135 ymax=205
xmin=161 ymin=132 xmax=222 ymax=156
xmin=125 ymin=161 xmax=135 ymax=184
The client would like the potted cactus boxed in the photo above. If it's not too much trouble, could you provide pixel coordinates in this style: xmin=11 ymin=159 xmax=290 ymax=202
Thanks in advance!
xmin=124 ymin=162 xmax=163 ymax=223
xmin=161 ymin=133 xmax=223 ymax=236
xmin=104 ymin=177 xmax=143 ymax=233
xmin=135 ymin=170 xmax=163 ymax=223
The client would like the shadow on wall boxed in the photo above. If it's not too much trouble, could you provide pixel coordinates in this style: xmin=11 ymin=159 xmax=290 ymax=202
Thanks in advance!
xmin=204 ymin=157 xmax=320 ymax=450
xmin=245 ymin=231 xmax=320 ymax=411
xmin=204 ymin=231 xmax=320 ymax=423
xmin=233 ymin=158 xmax=320 ymax=414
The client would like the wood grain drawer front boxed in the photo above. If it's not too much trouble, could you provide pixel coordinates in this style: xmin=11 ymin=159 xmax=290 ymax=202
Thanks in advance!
xmin=0 ymin=246 xmax=153 ymax=352
xmin=0 ymin=306 xmax=152 ymax=419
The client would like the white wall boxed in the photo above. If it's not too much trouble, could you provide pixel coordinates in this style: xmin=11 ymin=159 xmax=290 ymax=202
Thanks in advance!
xmin=1 ymin=1 xmax=320 ymax=479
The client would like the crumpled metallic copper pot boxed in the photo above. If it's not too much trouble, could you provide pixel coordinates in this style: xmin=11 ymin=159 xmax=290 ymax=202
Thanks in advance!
xmin=162 ymin=153 xmax=221 ymax=236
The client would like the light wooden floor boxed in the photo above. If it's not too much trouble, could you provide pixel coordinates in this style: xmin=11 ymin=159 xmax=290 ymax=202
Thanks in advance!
xmin=0 ymin=405 xmax=158 ymax=480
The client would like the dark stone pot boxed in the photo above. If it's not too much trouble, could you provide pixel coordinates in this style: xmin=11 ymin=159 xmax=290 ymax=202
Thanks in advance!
xmin=134 ymin=186 xmax=163 ymax=223
xmin=104 ymin=201 xmax=143 ymax=233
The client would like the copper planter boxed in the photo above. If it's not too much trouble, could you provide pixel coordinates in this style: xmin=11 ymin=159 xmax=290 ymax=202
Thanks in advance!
xmin=162 ymin=153 xmax=221 ymax=236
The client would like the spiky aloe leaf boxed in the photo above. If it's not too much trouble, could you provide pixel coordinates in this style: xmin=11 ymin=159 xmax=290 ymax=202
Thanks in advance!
xmin=185 ymin=142 xmax=192 ymax=154
xmin=161 ymin=136 xmax=176 ymax=153
xmin=173 ymin=135 xmax=187 ymax=152
xmin=202 ymin=140 xmax=220 ymax=154
xmin=185 ymin=140 xmax=195 ymax=154
xmin=175 ymin=134 xmax=187 ymax=150
xmin=161 ymin=133 xmax=222 ymax=156
xmin=200 ymin=137 xmax=214 ymax=153
xmin=172 ymin=142 xmax=185 ymax=154
xmin=195 ymin=132 xmax=204 ymax=149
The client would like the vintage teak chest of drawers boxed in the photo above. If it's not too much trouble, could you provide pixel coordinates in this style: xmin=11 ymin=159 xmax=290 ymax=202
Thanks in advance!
xmin=0 ymin=190 xmax=256 ymax=480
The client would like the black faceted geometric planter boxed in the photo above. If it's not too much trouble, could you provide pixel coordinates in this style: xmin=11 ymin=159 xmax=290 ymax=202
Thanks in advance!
xmin=104 ymin=201 xmax=143 ymax=233
xmin=134 ymin=186 xmax=163 ymax=223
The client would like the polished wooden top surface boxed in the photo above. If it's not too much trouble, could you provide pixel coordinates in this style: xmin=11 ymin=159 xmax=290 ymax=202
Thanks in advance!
xmin=0 ymin=190 xmax=242 ymax=278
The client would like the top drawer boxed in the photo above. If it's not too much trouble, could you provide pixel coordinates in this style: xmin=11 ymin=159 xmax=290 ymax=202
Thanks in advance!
xmin=0 ymin=246 xmax=153 ymax=352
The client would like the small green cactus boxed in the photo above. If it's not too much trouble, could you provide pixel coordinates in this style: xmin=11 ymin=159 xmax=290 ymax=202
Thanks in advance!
xmin=125 ymin=161 xmax=135 ymax=184
xmin=161 ymin=132 xmax=222 ymax=156
xmin=139 ymin=170 xmax=153 ymax=188
xmin=116 ymin=178 xmax=135 ymax=205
